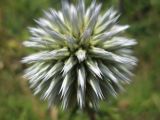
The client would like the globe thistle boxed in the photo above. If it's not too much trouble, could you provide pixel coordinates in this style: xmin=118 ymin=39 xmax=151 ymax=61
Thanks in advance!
xmin=22 ymin=0 xmax=137 ymax=110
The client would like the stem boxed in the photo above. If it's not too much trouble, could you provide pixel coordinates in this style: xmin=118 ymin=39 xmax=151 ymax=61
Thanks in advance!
xmin=87 ymin=110 xmax=96 ymax=120
xmin=47 ymin=107 xmax=58 ymax=120
xmin=118 ymin=0 xmax=125 ymax=14
xmin=86 ymin=105 xmax=96 ymax=120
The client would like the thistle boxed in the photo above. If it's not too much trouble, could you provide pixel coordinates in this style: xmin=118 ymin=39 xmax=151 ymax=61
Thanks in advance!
xmin=22 ymin=0 xmax=137 ymax=110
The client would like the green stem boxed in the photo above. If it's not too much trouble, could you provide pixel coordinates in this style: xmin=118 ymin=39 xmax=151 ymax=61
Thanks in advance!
xmin=86 ymin=105 xmax=96 ymax=120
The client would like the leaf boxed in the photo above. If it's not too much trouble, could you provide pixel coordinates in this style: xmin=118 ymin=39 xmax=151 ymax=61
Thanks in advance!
xmin=43 ymin=62 xmax=63 ymax=81
xmin=23 ymin=41 xmax=47 ymax=48
xmin=85 ymin=0 xmax=96 ymax=23
xmin=44 ymin=9 xmax=69 ymax=33
xmin=77 ymin=0 xmax=85 ymax=28
xmin=102 ymin=37 xmax=137 ymax=49
xmin=43 ymin=29 xmax=66 ymax=44
xmin=80 ymin=28 xmax=92 ymax=44
xmin=35 ymin=18 xmax=54 ymax=30
xmin=95 ymin=15 xmax=120 ymax=34
xmin=93 ymin=25 xmax=129 ymax=43
xmin=61 ymin=0 xmax=72 ymax=28
xmin=75 ymin=49 xmax=86 ymax=62
xmin=28 ymin=27 xmax=46 ymax=37
xmin=99 ymin=62 xmax=118 ymax=83
xmin=62 ymin=56 xmax=77 ymax=76
xmin=29 ymin=64 xmax=50 ymax=89
xmin=87 ymin=3 xmax=102 ymax=32
xmin=86 ymin=59 xmax=102 ymax=78
xmin=42 ymin=76 xmax=61 ymax=100
xmin=110 ymin=66 xmax=130 ymax=83
xmin=22 ymin=48 xmax=69 ymax=63
xmin=77 ymin=65 xmax=86 ymax=108
xmin=70 ymin=5 xmax=79 ymax=36
xmin=90 ymin=47 xmax=136 ymax=65
xmin=65 ymin=36 xmax=77 ymax=51
xmin=96 ymin=7 xmax=117 ymax=27
xmin=89 ymin=75 xmax=104 ymax=99
xmin=60 ymin=71 xmax=74 ymax=109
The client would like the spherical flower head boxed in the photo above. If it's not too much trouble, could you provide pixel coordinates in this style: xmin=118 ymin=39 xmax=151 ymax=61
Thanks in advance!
xmin=22 ymin=0 xmax=137 ymax=110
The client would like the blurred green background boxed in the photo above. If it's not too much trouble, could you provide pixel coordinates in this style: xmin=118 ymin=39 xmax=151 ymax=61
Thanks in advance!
xmin=0 ymin=0 xmax=160 ymax=120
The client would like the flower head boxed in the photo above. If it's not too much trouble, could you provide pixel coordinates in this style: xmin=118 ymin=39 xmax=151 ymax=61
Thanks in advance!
xmin=22 ymin=0 xmax=137 ymax=110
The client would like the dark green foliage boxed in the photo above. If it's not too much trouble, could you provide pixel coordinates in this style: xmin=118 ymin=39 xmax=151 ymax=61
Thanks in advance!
xmin=0 ymin=0 xmax=160 ymax=119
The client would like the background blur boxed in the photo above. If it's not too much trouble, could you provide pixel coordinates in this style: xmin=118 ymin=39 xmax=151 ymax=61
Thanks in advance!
xmin=0 ymin=0 xmax=160 ymax=120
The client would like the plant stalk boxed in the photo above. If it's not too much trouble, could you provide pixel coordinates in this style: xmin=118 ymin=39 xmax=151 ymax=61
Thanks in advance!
xmin=86 ymin=105 xmax=96 ymax=120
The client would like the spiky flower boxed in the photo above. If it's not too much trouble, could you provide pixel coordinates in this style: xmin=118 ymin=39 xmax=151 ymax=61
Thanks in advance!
xmin=22 ymin=0 xmax=137 ymax=110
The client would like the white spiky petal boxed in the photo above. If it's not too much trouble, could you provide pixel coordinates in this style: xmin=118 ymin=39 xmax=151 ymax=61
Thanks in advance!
xmin=22 ymin=0 xmax=137 ymax=110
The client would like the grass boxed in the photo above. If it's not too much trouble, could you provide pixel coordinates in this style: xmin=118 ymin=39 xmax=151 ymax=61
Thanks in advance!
xmin=0 ymin=0 xmax=160 ymax=119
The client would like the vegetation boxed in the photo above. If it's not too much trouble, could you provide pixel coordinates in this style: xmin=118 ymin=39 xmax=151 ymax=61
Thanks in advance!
xmin=0 ymin=0 xmax=160 ymax=119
